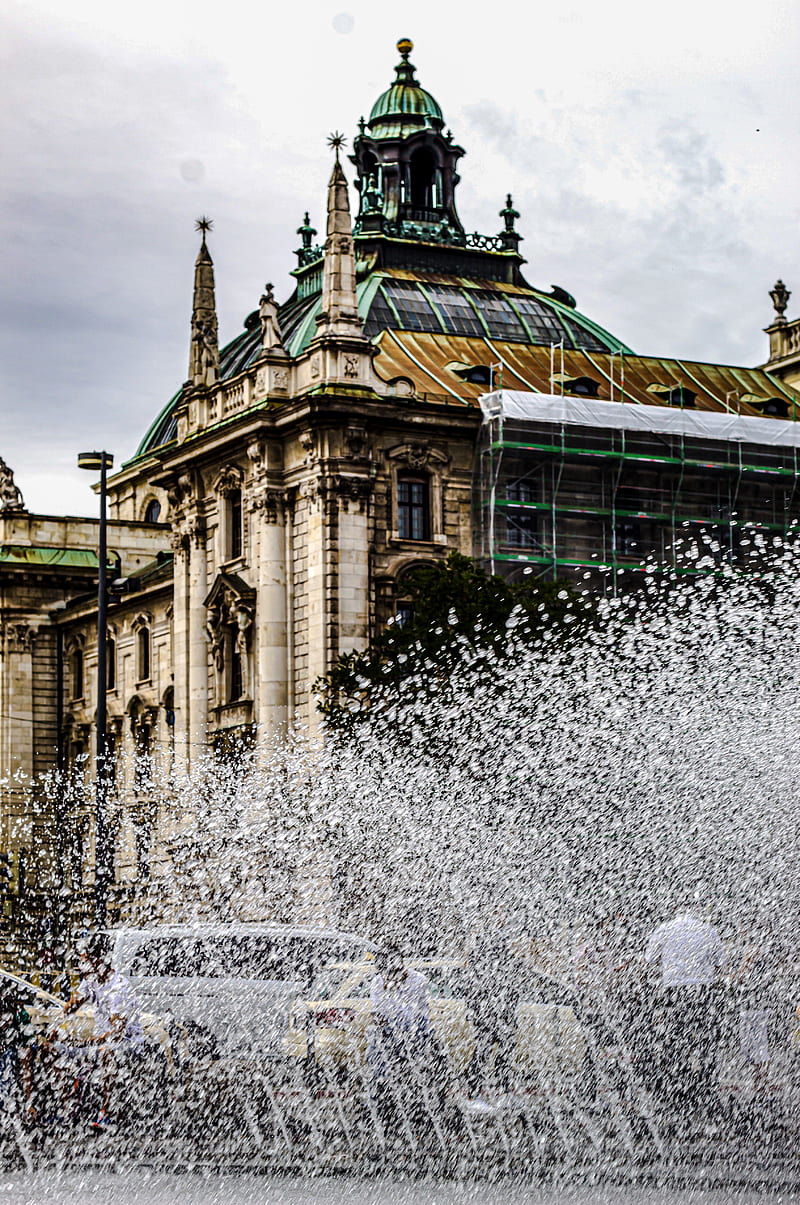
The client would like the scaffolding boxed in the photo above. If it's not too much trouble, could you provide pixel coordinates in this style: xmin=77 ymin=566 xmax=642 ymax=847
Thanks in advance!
xmin=477 ymin=391 xmax=800 ymax=593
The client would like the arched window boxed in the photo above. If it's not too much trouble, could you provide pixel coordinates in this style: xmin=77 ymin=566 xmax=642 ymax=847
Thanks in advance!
xmin=134 ymin=722 xmax=152 ymax=791
xmin=144 ymin=498 xmax=162 ymax=523
xmin=137 ymin=627 xmax=151 ymax=682
xmin=71 ymin=649 xmax=84 ymax=699
xmin=409 ymin=147 xmax=437 ymax=211
xmin=104 ymin=729 xmax=117 ymax=786
xmin=397 ymin=474 xmax=430 ymax=541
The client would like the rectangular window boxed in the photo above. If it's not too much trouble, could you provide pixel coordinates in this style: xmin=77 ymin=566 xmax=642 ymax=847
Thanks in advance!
xmin=228 ymin=490 xmax=243 ymax=561
xmin=227 ymin=629 xmax=243 ymax=702
xmin=397 ymin=476 xmax=429 ymax=541
xmin=506 ymin=479 xmax=539 ymax=504
xmin=505 ymin=511 xmax=542 ymax=549
xmin=106 ymin=639 xmax=116 ymax=691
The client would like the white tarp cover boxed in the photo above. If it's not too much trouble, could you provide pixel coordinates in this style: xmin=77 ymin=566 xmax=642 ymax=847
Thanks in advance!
xmin=479 ymin=391 xmax=800 ymax=450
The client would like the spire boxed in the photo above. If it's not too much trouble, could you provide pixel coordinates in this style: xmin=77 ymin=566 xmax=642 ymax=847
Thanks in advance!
xmin=316 ymin=141 xmax=363 ymax=338
xmin=189 ymin=216 xmax=220 ymax=387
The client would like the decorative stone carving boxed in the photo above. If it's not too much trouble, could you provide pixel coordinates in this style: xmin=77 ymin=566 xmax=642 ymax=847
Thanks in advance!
xmin=1 ymin=622 xmax=35 ymax=651
xmin=204 ymin=573 xmax=256 ymax=703
xmin=251 ymin=488 xmax=287 ymax=523
xmin=254 ymin=367 xmax=267 ymax=398
xmin=273 ymin=367 xmax=289 ymax=392
xmin=343 ymin=354 xmax=359 ymax=378
xmin=344 ymin=425 xmax=368 ymax=460
xmin=310 ymin=355 xmax=321 ymax=379
xmin=299 ymin=477 xmax=326 ymax=509
xmin=387 ymin=442 xmax=449 ymax=470
xmin=0 ymin=459 xmax=25 ymax=512
xmin=335 ymin=476 xmax=373 ymax=513
xmin=214 ymin=464 xmax=243 ymax=498
xmin=299 ymin=430 xmax=318 ymax=466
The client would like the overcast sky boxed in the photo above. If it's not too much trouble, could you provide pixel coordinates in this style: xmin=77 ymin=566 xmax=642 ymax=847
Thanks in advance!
xmin=2 ymin=0 xmax=799 ymax=515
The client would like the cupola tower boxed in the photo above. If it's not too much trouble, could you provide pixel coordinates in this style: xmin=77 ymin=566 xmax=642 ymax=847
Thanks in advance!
xmin=352 ymin=39 xmax=465 ymax=243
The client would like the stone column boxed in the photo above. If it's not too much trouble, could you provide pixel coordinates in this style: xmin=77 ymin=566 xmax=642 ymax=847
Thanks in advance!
xmin=335 ymin=479 xmax=372 ymax=655
xmin=187 ymin=518 xmax=208 ymax=763
xmin=169 ymin=535 xmax=191 ymax=772
xmin=302 ymin=478 xmax=329 ymax=729
xmin=0 ymin=621 xmax=35 ymax=780
xmin=254 ymin=489 xmax=289 ymax=742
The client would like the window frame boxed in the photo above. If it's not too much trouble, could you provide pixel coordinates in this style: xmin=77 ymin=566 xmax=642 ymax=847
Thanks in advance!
xmin=70 ymin=648 xmax=84 ymax=700
xmin=396 ymin=473 xmax=431 ymax=542
xmin=227 ymin=488 xmax=243 ymax=562
xmin=136 ymin=626 xmax=151 ymax=683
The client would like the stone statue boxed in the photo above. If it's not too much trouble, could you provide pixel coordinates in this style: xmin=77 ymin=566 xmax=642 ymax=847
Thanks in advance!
xmin=232 ymin=603 xmax=253 ymax=696
xmin=259 ymin=284 xmax=283 ymax=351
xmin=0 ymin=459 xmax=25 ymax=511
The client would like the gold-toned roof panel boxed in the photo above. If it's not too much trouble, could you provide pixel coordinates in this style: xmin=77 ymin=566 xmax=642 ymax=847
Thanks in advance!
xmin=373 ymin=330 xmax=799 ymax=420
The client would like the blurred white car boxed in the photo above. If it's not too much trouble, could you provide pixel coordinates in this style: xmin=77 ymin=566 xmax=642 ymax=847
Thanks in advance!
xmin=109 ymin=923 xmax=375 ymax=1060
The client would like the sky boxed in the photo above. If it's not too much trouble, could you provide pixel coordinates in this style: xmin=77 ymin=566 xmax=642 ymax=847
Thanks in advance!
xmin=2 ymin=0 xmax=799 ymax=515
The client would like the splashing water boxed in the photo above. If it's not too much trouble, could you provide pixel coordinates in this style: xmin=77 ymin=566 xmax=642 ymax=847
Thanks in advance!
xmin=7 ymin=540 xmax=800 ymax=1184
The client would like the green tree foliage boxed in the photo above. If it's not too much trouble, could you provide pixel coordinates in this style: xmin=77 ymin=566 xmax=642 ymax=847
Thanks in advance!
xmin=315 ymin=553 xmax=597 ymax=729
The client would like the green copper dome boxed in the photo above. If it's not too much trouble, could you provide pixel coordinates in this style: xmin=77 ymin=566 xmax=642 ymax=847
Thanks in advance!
xmin=368 ymin=40 xmax=444 ymax=138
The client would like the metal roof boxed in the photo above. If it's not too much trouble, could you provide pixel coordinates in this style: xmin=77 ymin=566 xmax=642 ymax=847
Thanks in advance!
xmin=372 ymin=331 xmax=800 ymax=420
xmin=132 ymin=271 xmax=627 ymax=460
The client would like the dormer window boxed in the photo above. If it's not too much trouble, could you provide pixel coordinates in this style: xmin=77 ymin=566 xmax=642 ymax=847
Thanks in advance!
xmin=648 ymin=384 xmax=697 ymax=408
xmin=564 ymin=377 xmax=600 ymax=398
xmin=664 ymin=387 xmax=696 ymax=408
xmin=449 ymin=362 xmax=493 ymax=386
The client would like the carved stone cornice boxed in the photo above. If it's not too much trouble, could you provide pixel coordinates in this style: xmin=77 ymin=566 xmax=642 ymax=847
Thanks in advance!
xmin=1 ymin=621 xmax=36 ymax=652
xmin=250 ymin=487 xmax=288 ymax=524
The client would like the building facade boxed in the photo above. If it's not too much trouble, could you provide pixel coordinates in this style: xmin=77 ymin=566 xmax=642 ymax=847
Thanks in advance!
xmin=2 ymin=40 xmax=800 ymax=959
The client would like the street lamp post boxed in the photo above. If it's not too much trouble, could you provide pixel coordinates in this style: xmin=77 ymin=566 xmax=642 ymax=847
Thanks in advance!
xmin=78 ymin=450 xmax=114 ymax=928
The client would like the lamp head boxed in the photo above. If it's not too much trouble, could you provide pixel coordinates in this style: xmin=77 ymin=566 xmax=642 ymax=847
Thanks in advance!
xmin=77 ymin=451 xmax=113 ymax=472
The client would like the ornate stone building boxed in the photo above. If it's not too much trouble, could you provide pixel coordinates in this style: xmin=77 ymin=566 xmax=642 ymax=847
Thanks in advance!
xmin=2 ymin=40 xmax=800 ymax=957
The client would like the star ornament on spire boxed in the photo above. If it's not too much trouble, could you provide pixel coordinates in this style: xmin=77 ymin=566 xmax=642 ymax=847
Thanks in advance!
xmin=327 ymin=131 xmax=347 ymax=161
xmin=195 ymin=216 xmax=214 ymax=237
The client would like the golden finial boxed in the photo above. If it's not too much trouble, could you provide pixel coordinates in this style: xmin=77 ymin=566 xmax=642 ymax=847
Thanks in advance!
xmin=327 ymin=131 xmax=347 ymax=160
xmin=397 ymin=38 xmax=413 ymax=58
xmin=195 ymin=216 xmax=213 ymax=237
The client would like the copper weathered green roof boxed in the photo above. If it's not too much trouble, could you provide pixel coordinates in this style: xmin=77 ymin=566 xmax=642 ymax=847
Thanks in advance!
xmin=130 ymin=271 xmax=630 ymax=460
xmin=369 ymin=82 xmax=443 ymax=126
xmin=0 ymin=546 xmax=100 ymax=568
xmin=367 ymin=42 xmax=444 ymax=139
